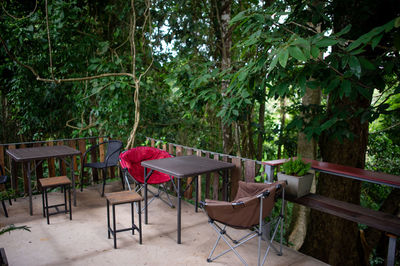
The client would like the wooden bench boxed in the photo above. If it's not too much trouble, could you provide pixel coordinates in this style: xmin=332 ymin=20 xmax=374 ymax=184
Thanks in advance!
xmin=263 ymin=158 xmax=400 ymax=266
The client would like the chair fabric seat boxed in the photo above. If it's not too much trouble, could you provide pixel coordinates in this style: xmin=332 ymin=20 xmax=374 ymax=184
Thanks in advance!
xmin=205 ymin=181 xmax=283 ymax=229
xmin=119 ymin=146 xmax=173 ymax=184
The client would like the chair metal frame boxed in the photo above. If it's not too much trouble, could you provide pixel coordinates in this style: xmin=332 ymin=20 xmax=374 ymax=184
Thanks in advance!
xmin=0 ymin=165 xmax=12 ymax=217
xmin=204 ymin=183 xmax=285 ymax=266
xmin=121 ymin=165 xmax=175 ymax=212
xmin=80 ymin=140 xmax=124 ymax=196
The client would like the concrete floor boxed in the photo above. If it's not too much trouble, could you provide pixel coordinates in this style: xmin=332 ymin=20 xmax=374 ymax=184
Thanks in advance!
xmin=0 ymin=181 xmax=328 ymax=266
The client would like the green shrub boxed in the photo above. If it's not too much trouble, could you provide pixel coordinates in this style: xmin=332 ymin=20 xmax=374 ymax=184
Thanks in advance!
xmin=281 ymin=157 xmax=311 ymax=176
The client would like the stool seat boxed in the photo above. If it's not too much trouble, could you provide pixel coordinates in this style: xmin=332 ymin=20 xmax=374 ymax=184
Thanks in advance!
xmin=105 ymin=191 xmax=142 ymax=205
xmin=39 ymin=176 xmax=72 ymax=225
xmin=39 ymin=176 xmax=71 ymax=188
xmin=106 ymin=190 xmax=142 ymax=248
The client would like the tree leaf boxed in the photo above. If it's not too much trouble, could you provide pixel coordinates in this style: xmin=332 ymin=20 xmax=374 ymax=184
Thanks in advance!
xmin=315 ymin=38 xmax=338 ymax=48
xmin=326 ymin=78 xmax=340 ymax=93
xmin=341 ymin=79 xmax=352 ymax=97
xmin=278 ymin=49 xmax=289 ymax=67
xmin=321 ymin=117 xmax=337 ymax=131
xmin=359 ymin=57 xmax=376 ymax=70
xmin=348 ymin=56 xmax=362 ymax=78
xmin=336 ymin=24 xmax=352 ymax=37
xmin=311 ymin=46 xmax=320 ymax=58
xmin=371 ymin=34 xmax=383 ymax=50
xmin=288 ymin=46 xmax=307 ymax=61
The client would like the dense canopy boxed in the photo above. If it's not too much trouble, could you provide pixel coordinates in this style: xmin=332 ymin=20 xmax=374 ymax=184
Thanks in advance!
xmin=1 ymin=0 xmax=399 ymax=265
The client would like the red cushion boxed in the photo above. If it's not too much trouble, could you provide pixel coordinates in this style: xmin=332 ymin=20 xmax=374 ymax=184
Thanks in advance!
xmin=119 ymin=146 xmax=173 ymax=184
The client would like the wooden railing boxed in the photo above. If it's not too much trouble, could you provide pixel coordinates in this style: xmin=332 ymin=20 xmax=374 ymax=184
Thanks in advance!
xmin=0 ymin=136 xmax=111 ymax=195
xmin=145 ymin=137 xmax=267 ymax=200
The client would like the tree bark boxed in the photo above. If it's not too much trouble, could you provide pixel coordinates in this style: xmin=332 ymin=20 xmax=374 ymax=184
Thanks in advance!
xmin=219 ymin=0 xmax=233 ymax=154
xmin=288 ymin=86 xmax=321 ymax=250
xmin=300 ymin=96 xmax=370 ymax=266
xmin=256 ymin=91 xmax=266 ymax=161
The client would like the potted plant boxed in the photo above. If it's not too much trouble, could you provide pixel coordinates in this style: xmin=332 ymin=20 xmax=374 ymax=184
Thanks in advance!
xmin=277 ymin=157 xmax=313 ymax=198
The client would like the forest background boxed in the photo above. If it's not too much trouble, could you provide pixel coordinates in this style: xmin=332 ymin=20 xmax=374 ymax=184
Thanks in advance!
xmin=1 ymin=0 xmax=399 ymax=265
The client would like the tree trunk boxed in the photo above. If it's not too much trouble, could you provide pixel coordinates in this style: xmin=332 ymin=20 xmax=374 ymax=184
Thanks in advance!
xmin=288 ymin=86 xmax=321 ymax=250
xmin=277 ymin=97 xmax=286 ymax=159
xmin=300 ymin=96 xmax=370 ymax=266
xmin=256 ymin=87 xmax=266 ymax=161
xmin=220 ymin=0 xmax=233 ymax=155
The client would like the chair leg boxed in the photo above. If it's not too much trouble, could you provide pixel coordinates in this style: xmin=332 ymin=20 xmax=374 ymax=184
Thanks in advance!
xmin=1 ymin=200 xmax=8 ymax=217
xmin=120 ymin=167 xmax=125 ymax=190
xmin=102 ymin=168 xmax=107 ymax=197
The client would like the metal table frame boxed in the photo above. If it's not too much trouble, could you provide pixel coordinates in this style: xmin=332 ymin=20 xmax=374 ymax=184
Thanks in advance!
xmin=6 ymin=145 xmax=81 ymax=215
xmin=141 ymin=155 xmax=235 ymax=244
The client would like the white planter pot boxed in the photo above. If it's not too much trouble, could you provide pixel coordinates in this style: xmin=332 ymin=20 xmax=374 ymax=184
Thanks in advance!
xmin=277 ymin=172 xmax=314 ymax=198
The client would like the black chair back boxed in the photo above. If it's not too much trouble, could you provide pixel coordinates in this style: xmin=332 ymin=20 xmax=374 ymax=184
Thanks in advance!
xmin=105 ymin=140 xmax=123 ymax=166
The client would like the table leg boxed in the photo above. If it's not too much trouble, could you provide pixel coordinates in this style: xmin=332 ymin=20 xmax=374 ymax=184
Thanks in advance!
xmin=177 ymin=178 xmax=181 ymax=244
xmin=144 ymin=167 xmax=148 ymax=224
xmin=223 ymin=170 xmax=228 ymax=201
xmin=195 ymin=176 xmax=198 ymax=213
xmin=70 ymin=156 xmax=77 ymax=206
xmin=27 ymin=162 xmax=33 ymax=216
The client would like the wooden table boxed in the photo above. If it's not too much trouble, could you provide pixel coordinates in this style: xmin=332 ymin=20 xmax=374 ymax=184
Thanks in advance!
xmin=263 ymin=158 xmax=400 ymax=266
xmin=6 ymin=145 xmax=81 ymax=215
xmin=141 ymin=155 xmax=235 ymax=244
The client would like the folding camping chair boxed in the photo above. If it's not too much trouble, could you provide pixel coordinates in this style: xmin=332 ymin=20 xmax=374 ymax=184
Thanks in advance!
xmin=203 ymin=180 xmax=286 ymax=266
xmin=119 ymin=146 xmax=175 ymax=212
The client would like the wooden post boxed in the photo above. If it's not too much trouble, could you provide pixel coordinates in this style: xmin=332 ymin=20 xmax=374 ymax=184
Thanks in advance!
xmin=20 ymin=144 xmax=29 ymax=194
xmin=162 ymin=143 xmax=167 ymax=151
xmin=33 ymin=143 xmax=44 ymax=189
xmin=184 ymin=148 xmax=193 ymax=199
xmin=57 ymin=141 xmax=67 ymax=176
xmin=176 ymin=146 xmax=183 ymax=156
xmin=205 ymin=152 xmax=211 ymax=199
xmin=213 ymin=154 xmax=219 ymax=200
xmin=151 ymin=138 xmax=155 ymax=148
xmin=196 ymin=150 xmax=202 ymax=202
xmin=168 ymin=143 xmax=174 ymax=155
xmin=0 ymin=145 xmax=4 ymax=191
xmin=89 ymin=138 xmax=99 ymax=182
xmin=231 ymin=157 xmax=242 ymax=200
xmin=8 ymin=144 xmax=17 ymax=193
xmin=221 ymin=155 xmax=229 ymax=200
xmin=78 ymin=139 xmax=87 ymax=184
xmin=47 ymin=142 xmax=56 ymax=177
xmin=244 ymin=160 xmax=255 ymax=182
xmin=68 ymin=140 xmax=78 ymax=181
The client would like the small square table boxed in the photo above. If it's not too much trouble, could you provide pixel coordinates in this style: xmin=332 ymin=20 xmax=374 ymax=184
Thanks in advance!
xmin=141 ymin=155 xmax=235 ymax=244
xmin=7 ymin=145 xmax=81 ymax=215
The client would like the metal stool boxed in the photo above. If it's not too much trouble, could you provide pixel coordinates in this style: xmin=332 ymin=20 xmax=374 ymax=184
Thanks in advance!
xmin=39 ymin=176 xmax=72 ymax=224
xmin=105 ymin=191 xmax=142 ymax=249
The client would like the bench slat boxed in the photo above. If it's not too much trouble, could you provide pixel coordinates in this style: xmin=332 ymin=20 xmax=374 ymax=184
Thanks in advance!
xmin=289 ymin=194 xmax=400 ymax=236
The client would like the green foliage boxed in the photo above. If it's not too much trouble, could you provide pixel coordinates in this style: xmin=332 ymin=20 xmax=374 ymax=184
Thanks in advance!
xmin=281 ymin=157 xmax=311 ymax=177
xmin=0 ymin=224 xmax=31 ymax=235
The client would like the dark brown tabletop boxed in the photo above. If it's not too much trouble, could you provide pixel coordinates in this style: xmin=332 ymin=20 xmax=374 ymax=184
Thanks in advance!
xmin=141 ymin=155 xmax=235 ymax=178
xmin=6 ymin=145 xmax=81 ymax=162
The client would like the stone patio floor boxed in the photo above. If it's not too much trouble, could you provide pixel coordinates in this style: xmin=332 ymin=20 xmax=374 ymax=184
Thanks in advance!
xmin=0 ymin=181 xmax=328 ymax=266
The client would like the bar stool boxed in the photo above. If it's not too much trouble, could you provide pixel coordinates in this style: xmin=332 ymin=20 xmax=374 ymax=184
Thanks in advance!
xmin=105 ymin=191 xmax=142 ymax=249
xmin=39 ymin=176 xmax=72 ymax=224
